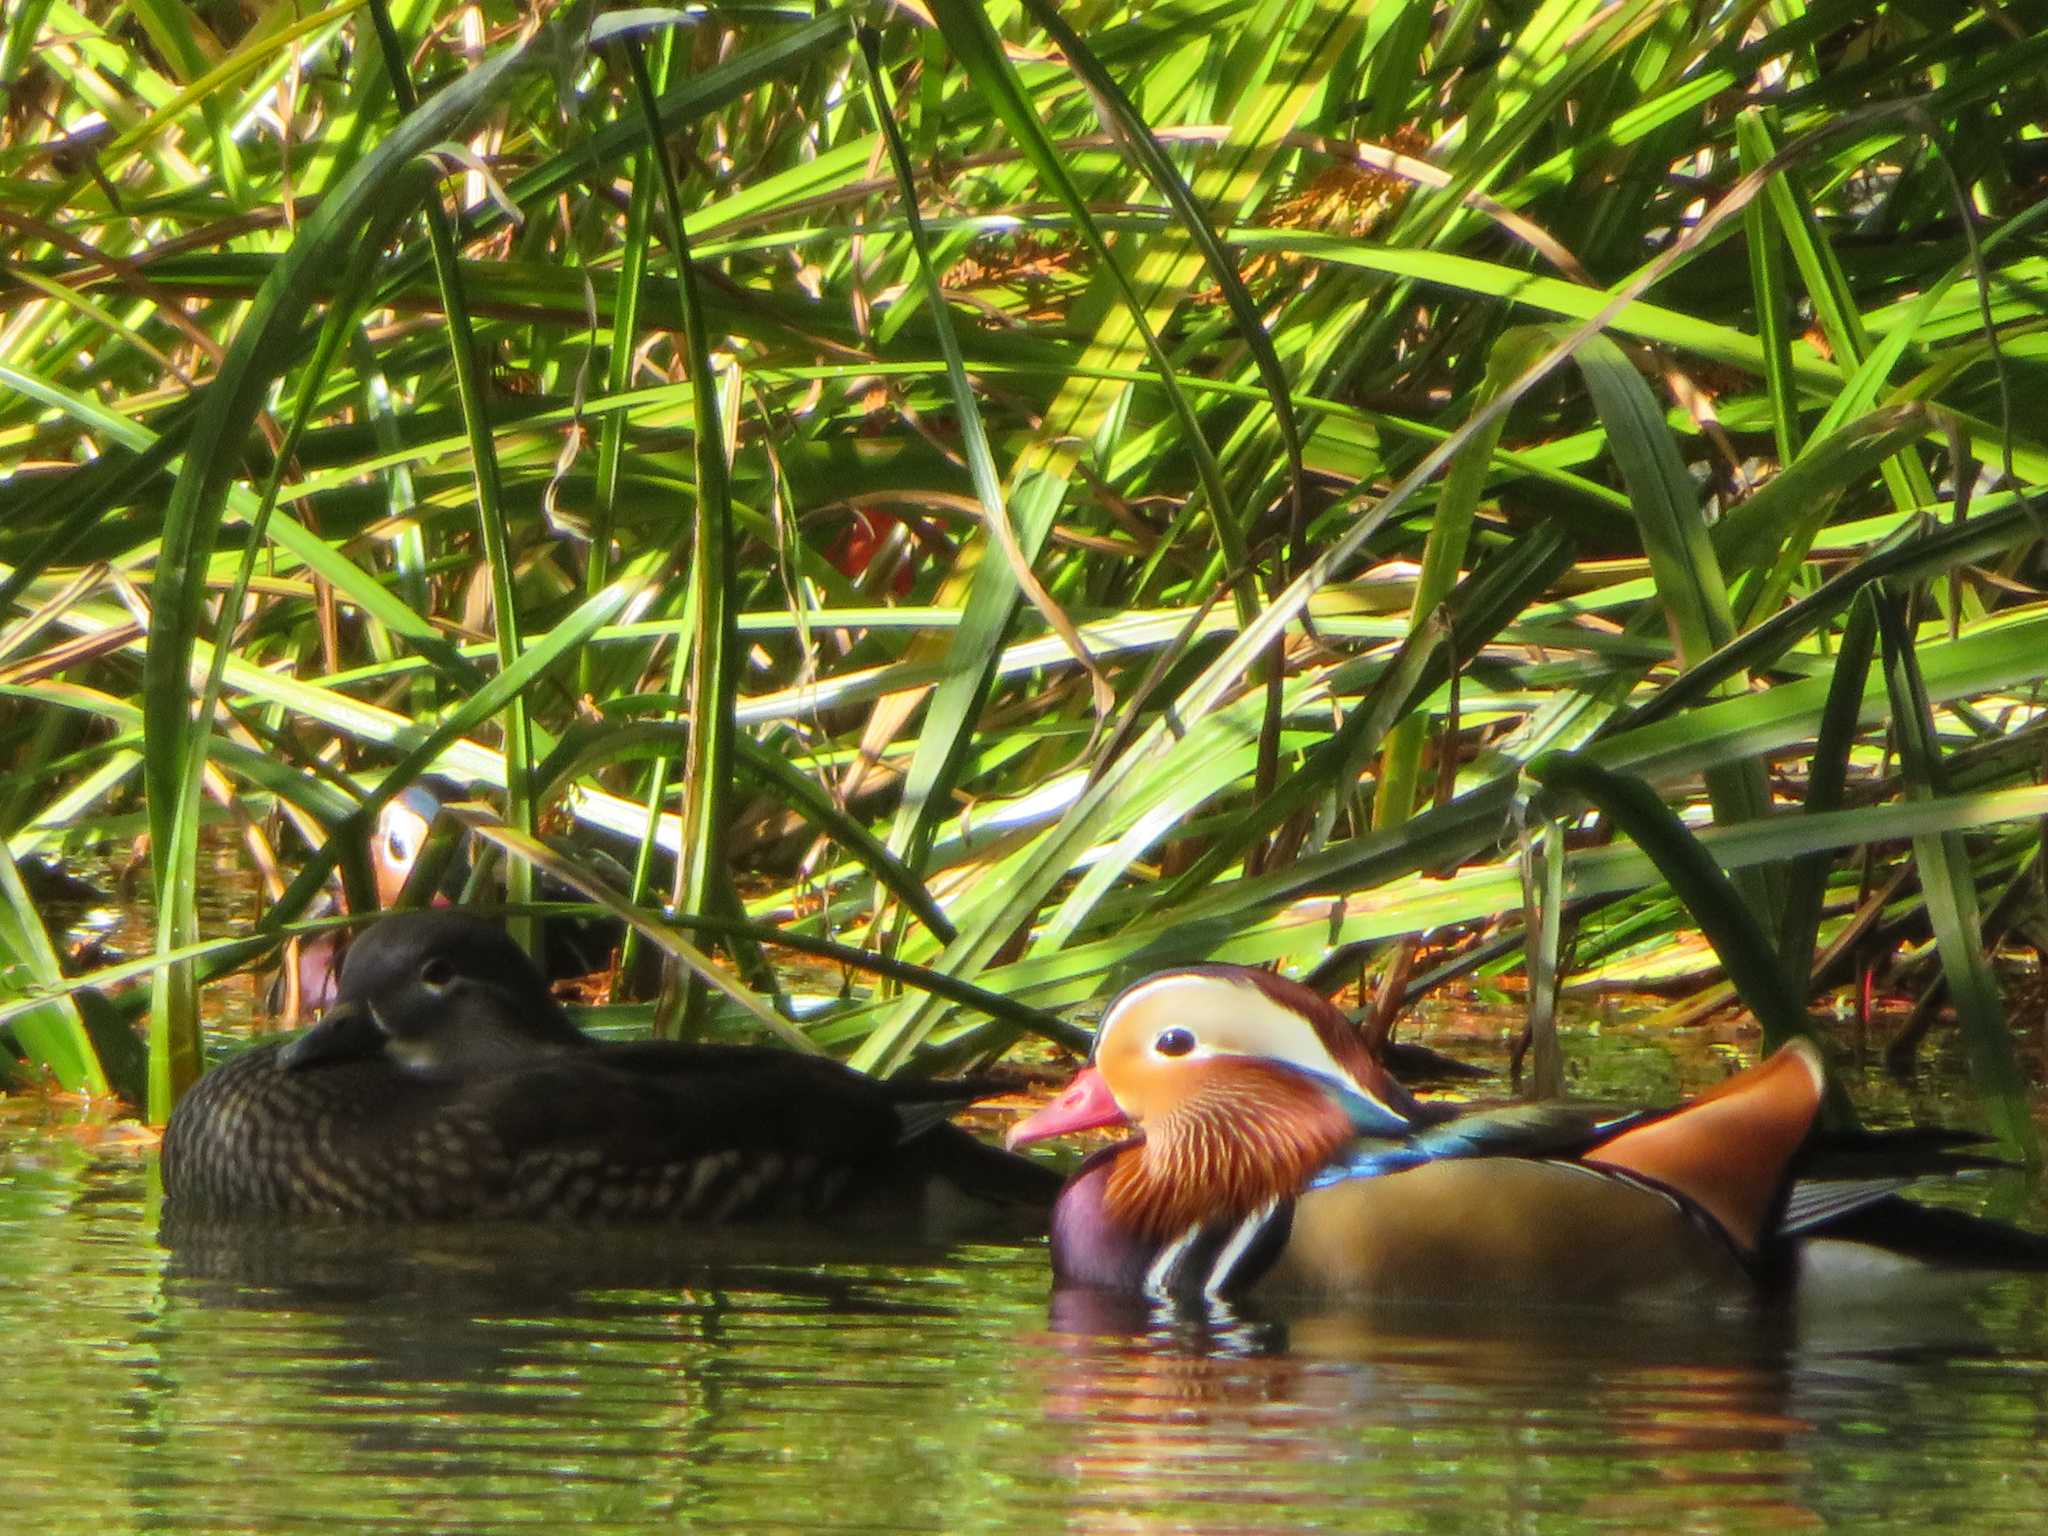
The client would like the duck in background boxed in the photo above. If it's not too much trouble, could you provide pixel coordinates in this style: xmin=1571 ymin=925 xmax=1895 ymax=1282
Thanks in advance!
xmin=172 ymin=909 xmax=1058 ymax=1231
xmin=1008 ymin=965 xmax=2048 ymax=1308
xmin=270 ymin=782 xmax=636 ymax=1016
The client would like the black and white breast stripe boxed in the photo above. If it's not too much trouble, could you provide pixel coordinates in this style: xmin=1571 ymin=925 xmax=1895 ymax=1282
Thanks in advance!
xmin=1144 ymin=1199 xmax=1295 ymax=1299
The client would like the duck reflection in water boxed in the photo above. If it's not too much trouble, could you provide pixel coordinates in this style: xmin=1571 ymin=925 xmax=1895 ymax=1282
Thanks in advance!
xmin=155 ymin=1220 xmax=1005 ymax=1490
xmin=1029 ymin=1285 xmax=2043 ymax=1535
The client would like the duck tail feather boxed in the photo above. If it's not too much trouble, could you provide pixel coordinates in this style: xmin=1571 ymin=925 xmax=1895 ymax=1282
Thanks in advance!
xmin=880 ymin=1073 xmax=1020 ymax=1106
xmin=1806 ymin=1194 xmax=2048 ymax=1271
xmin=900 ymin=1123 xmax=1065 ymax=1208
xmin=1796 ymin=1126 xmax=2012 ymax=1181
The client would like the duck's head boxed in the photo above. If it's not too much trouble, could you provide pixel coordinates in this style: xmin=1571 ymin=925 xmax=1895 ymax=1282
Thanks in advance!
xmin=280 ymin=910 xmax=590 ymax=1078
xmin=1007 ymin=966 xmax=1426 ymax=1235
xmin=370 ymin=781 xmax=464 ymax=909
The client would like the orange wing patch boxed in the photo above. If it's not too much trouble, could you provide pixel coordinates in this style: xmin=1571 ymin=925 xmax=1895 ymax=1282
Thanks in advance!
xmin=1585 ymin=1040 xmax=1827 ymax=1254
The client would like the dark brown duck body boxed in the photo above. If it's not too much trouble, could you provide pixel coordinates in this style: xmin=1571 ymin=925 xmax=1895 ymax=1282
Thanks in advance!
xmin=162 ymin=911 xmax=1057 ymax=1228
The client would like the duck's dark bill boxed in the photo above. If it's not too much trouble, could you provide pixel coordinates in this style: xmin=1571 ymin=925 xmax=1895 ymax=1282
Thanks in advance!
xmin=278 ymin=1003 xmax=384 ymax=1072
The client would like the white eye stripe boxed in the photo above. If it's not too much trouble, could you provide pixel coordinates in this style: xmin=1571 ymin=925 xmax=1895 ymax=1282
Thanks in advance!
xmin=1102 ymin=971 xmax=1211 ymax=1022
xmin=1103 ymin=971 xmax=1350 ymax=1080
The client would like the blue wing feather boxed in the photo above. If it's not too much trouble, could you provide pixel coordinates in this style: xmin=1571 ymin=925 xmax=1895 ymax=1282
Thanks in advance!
xmin=1307 ymin=1102 xmax=1655 ymax=1189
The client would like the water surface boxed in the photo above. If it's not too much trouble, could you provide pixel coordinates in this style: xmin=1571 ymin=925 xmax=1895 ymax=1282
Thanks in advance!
xmin=6 ymin=1027 xmax=2048 ymax=1534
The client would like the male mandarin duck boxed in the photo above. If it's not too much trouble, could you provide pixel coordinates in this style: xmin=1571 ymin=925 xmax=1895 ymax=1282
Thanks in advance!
xmin=1007 ymin=965 xmax=2048 ymax=1307
xmin=269 ymin=785 xmax=454 ymax=1018
xmin=370 ymin=780 xmax=641 ymax=978
xmin=170 ymin=910 xmax=1058 ymax=1230
xmin=272 ymin=784 xmax=631 ymax=1016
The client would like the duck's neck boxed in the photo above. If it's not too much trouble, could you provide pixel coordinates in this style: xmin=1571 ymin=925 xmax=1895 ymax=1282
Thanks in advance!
xmin=1101 ymin=1061 xmax=1356 ymax=1241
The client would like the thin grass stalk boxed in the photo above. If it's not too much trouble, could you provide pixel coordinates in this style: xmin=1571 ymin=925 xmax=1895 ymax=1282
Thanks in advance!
xmin=1376 ymin=328 xmax=1546 ymax=832
xmin=583 ymin=33 xmax=664 ymax=699
xmin=622 ymin=34 xmax=748 ymax=1036
xmin=365 ymin=0 xmax=537 ymax=949
xmin=1873 ymin=588 xmax=2037 ymax=1159
xmin=1515 ymin=811 xmax=1565 ymax=1099
xmin=1736 ymin=109 xmax=1800 ymax=470
xmin=599 ymin=33 xmax=668 ymax=1001
xmin=1778 ymin=589 xmax=1877 ymax=985
xmin=136 ymin=25 xmax=536 ymax=1119
xmin=1527 ymin=753 xmax=1844 ymax=1092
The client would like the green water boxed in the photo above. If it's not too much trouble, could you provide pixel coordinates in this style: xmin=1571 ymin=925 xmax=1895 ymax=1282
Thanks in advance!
xmin=6 ymin=1037 xmax=2048 ymax=1535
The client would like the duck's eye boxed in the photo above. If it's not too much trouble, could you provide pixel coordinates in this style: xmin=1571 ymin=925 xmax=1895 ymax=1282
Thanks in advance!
xmin=1153 ymin=1027 xmax=1196 ymax=1058
xmin=419 ymin=957 xmax=454 ymax=989
xmin=384 ymin=828 xmax=415 ymax=864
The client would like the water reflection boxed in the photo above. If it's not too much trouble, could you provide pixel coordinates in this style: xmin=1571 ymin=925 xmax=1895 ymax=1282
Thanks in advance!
xmin=150 ymin=1219 xmax=1054 ymax=1533
xmin=6 ymin=1113 xmax=2048 ymax=1530
xmin=159 ymin=1220 xmax=973 ymax=1440
xmin=1024 ymin=1284 xmax=2048 ymax=1535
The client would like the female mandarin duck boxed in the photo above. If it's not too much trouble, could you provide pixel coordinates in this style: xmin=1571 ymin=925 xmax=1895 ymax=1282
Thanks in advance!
xmin=169 ymin=910 xmax=1057 ymax=1229
xmin=1008 ymin=965 xmax=2047 ymax=1307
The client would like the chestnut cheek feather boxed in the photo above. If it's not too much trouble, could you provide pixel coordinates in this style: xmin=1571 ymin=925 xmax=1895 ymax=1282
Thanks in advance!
xmin=1104 ymin=1063 xmax=1354 ymax=1240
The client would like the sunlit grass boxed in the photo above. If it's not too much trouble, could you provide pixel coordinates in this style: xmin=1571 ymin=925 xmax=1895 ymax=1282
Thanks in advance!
xmin=2 ymin=1 xmax=2045 ymax=1145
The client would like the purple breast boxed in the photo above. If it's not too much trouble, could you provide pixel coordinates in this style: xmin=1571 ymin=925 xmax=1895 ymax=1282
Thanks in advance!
xmin=1049 ymin=1143 xmax=1298 ymax=1298
xmin=1048 ymin=1144 xmax=1157 ymax=1291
